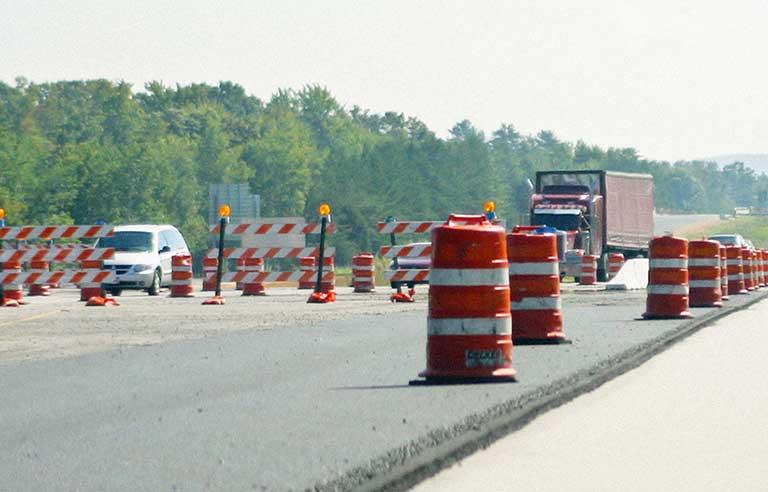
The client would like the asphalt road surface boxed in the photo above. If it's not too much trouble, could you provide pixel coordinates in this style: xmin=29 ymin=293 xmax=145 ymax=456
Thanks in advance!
xmin=1 ymin=286 xmax=765 ymax=491
xmin=414 ymin=297 xmax=768 ymax=492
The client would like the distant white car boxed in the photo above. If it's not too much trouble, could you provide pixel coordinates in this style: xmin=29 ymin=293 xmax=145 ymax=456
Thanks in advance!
xmin=708 ymin=233 xmax=747 ymax=248
xmin=96 ymin=225 xmax=190 ymax=296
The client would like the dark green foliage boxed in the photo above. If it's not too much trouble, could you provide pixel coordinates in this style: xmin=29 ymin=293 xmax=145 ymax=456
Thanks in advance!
xmin=0 ymin=78 xmax=763 ymax=262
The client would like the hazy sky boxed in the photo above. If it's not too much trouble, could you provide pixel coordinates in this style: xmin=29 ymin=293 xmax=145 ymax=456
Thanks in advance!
xmin=2 ymin=0 xmax=767 ymax=161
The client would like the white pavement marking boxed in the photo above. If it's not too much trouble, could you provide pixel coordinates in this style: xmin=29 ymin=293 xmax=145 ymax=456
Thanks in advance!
xmin=413 ymin=298 xmax=768 ymax=492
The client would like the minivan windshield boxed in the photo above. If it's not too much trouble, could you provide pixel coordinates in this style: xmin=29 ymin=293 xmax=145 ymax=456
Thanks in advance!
xmin=97 ymin=231 xmax=153 ymax=252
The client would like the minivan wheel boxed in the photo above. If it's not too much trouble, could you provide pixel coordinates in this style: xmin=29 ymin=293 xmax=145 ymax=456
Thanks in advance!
xmin=148 ymin=269 xmax=161 ymax=296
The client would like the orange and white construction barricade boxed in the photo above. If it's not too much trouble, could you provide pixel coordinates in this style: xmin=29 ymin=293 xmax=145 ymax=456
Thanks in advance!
xmin=378 ymin=221 xmax=441 ymax=302
xmin=241 ymin=258 xmax=265 ymax=296
xmin=741 ymin=247 xmax=755 ymax=291
xmin=351 ymin=253 xmax=375 ymax=292
xmin=726 ymin=245 xmax=748 ymax=295
xmin=414 ymin=215 xmax=516 ymax=382
xmin=643 ymin=235 xmax=692 ymax=319
xmin=507 ymin=232 xmax=567 ymax=344
xmin=608 ymin=253 xmax=625 ymax=280
xmin=0 ymin=225 xmax=115 ymax=306
xmin=688 ymin=240 xmax=722 ymax=308
xmin=1 ymin=261 xmax=24 ymax=305
xmin=170 ymin=254 xmax=195 ymax=297
xmin=719 ymin=245 xmax=729 ymax=300
xmin=205 ymin=221 xmax=337 ymax=295
xmin=298 ymin=257 xmax=315 ymax=289
xmin=579 ymin=255 xmax=597 ymax=285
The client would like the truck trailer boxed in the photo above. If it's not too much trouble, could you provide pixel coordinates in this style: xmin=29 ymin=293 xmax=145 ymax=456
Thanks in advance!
xmin=530 ymin=170 xmax=654 ymax=281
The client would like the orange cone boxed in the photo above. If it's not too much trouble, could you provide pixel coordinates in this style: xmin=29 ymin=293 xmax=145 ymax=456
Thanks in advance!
xmin=416 ymin=214 xmax=515 ymax=382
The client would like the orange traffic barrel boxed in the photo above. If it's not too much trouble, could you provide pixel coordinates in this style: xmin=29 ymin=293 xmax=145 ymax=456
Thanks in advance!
xmin=507 ymin=232 xmax=567 ymax=344
xmin=688 ymin=240 xmax=722 ymax=308
xmin=242 ymin=257 xmax=266 ymax=296
xmin=235 ymin=258 xmax=246 ymax=290
xmin=608 ymin=253 xmax=624 ymax=280
xmin=752 ymin=250 xmax=761 ymax=289
xmin=726 ymin=245 xmax=748 ymax=295
xmin=352 ymin=253 xmax=375 ymax=292
xmin=170 ymin=254 xmax=195 ymax=298
xmin=298 ymin=256 xmax=315 ymax=289
xmin=79 ymin=259 xmax=104 ymax=301
xmin=27 ymin=260 xmax=51 ymax=296
xmin=719 ymin=245 xmax=729 ymax=300
xmin=579 ymin=255 xmax=597 ymax=285
xmin=417 ymin=214 xmax=516 ymax=382
xmin=1 ymin=261 xmax=24 ymax=303
xmin=741 ymin=247 xmax=754 ymax=291
xmin=202 ymin=257 xmax=217 ymax=291
xmin=643 ymin=235 xmax=692 ymax=319
xmin=320 ymin=256 xmax=335 ymax=293
xmin=761 ymin=249 xmax=768 ymax=287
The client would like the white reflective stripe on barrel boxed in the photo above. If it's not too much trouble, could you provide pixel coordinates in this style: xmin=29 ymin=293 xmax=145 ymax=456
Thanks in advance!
xmin=511 ymin=297 xmax=562 ymax=311
xmin=352 ymin=265 xmax=375 ymax=271
xmin=726 ymin=259 xmax=743 ymax=266
xmin=427 ymin=317 xmax=512 ymax=336
xmin=647 ymin=284 xmax=689 ymax=295
xmin=353 ymin=276 xmax=374 ymax=282
xmin=649 ymin=258 xmax=687 ymax=268
xmin=429 ymin=268 xmax=509 ymax=286
xmin=688 ymin=258 xmax=720 ymax=267
xmin=507 ymin=262 xmax=559 ymax=276
xmin=727 ymin=274 xmax=745 ymax=281
xmin=689 ymin=280 xmax=721 ymax=288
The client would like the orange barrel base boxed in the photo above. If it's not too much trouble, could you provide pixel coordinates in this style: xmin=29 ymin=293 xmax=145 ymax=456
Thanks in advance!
xmin=643 ymin=235 xmax=692 ymax=319
xmin=579 ymin=255 xmax=597 ymax=285
xmin=298 ymin=257 xmax=315 ymax=289
xmin=170 ymin=254 xmax=195 ymax=298
xmin=511 ymin=308 xmax=568 ymax=344
xmin=417 ymin=336 xmax=516 ymax=380
xmin=241 ymin=257 xmax=266 ymax=296
xmin=507 ymin=232 xmax=568 ymax=344
xmin=202 ymin=257 xmax=217 ymax=291
xmin=414 ymin=214 xmax=516 ymax=383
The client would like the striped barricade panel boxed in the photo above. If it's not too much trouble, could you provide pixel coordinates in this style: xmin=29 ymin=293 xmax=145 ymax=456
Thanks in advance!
xmin=0 ymin=270 xmax=116 ymax=286
xmin=209 ymin=223 xmax=337 ymax=235
xmin=206 ymin=270 xmax=335 ymax=284
xmin=0 ymin=247 xmax=114 ymax=263
xmin=379 ymin=244 xmax=432 ymax=258
xmin=384 ymin=269 xmax=430 ymax=282
xmin=377 ymin=221 xmax=443 ymax=235
xmin=205 ymin=247 xmax=335 ymax=259
xmin=0 ymin=225 xmax=113 ymax=240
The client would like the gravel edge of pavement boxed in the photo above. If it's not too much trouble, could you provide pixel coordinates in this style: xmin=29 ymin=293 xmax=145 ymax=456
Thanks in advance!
xmin=311 ymin=290 xmax=768 ymax=492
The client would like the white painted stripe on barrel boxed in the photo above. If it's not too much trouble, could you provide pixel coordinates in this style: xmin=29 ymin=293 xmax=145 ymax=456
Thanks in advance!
xmin=649 ymin=258 xmax=687 ymax=268
xmin=647 ymin=284 xmax=689 ymax=295
xmin=507 ymin=262 xmax=559 ymax=276
xmin=511 ymin=296 xmax=562 ymax=311
xmin=689 ymin=280 xmax=721 ymax=288
xmin=428 ymin=317 xmax=512 ymax=336
xmin=429 ymin=268 xmax=509 ymax=286
xmin=688 ymin=258 xmax=720 ymax=267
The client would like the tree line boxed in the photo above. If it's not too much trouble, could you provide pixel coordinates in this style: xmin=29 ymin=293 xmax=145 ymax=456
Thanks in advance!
xmin=1 ymin=78 xmax=766 ymax=262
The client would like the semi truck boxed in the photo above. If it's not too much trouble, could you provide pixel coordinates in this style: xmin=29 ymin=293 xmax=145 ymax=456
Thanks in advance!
xmin=529 ymin=170 xmax=654 ymax=281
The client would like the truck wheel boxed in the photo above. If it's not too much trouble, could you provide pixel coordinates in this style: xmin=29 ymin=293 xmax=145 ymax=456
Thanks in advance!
xmin=597 ymin=252 xmax=609 ymax=282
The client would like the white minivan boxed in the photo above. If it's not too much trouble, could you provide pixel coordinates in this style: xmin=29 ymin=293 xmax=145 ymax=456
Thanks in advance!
xmin=96 ymin=224 xmax=190 ymax=296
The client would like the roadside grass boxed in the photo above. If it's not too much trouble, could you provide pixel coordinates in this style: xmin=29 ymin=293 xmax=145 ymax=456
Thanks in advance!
xmin=678 ymin=216 xmax=768 ymax=248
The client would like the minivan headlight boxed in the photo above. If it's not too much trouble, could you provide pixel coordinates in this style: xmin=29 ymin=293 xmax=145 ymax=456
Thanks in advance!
xmin=132 ymin=264 xmax=153 ymax=272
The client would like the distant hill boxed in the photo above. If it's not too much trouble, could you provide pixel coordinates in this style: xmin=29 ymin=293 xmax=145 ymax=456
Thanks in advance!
xmin=705 ymin=154 xmax=768 ymax=175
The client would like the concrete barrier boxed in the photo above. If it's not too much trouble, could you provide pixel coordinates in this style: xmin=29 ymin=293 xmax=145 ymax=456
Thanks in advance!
xmin=606 ymin=258 xmax=649 ymax=290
